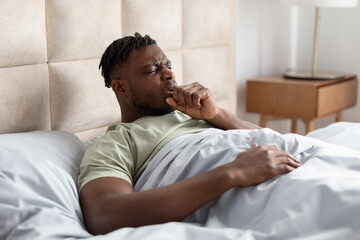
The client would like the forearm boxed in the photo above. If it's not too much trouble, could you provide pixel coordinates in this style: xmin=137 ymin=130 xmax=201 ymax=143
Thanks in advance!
xmin=208 ymin=108 xmax=260 ymax=130
xmin=84 ymin=165 xmax=236 ymax=234
xmin=167 ymin=83 xmax=259 ymax=130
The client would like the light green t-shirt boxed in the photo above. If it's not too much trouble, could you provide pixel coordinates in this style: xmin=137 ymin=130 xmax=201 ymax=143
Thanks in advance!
xmin=78 ymin=111 xmax=211 ymax=190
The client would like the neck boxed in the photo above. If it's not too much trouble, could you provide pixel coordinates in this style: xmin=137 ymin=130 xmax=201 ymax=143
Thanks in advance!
xmin=121 ymin=110 xmax=147 ymax=123
xmin=116 ymin=97 xmax=143 ymax=123
xmin=119 ymin=102 xmax=152 ymax=123
xmin=118 ymin=99 xmax=173 ymax=123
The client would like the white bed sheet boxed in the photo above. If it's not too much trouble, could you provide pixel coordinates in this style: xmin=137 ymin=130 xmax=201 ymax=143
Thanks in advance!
xmin=306 ymin=122 xmax=360 ymax=152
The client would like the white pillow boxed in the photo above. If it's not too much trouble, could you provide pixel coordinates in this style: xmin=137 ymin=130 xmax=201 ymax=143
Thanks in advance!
xmin=0 ymin=131 xmax=91 ymax=239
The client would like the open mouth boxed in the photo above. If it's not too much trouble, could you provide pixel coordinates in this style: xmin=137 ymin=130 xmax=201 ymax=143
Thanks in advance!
xmin=165 ymin=82 xmax=176 ymax=98
xmin=166 ymin=86 xmax=174 ymax=97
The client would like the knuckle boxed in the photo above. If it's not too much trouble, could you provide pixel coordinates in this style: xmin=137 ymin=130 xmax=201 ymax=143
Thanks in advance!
xmin=192 ymin=92 xmax=200 ymax=99
xmin=270 ymin=145 xmax=279 ymax=150
xmin=176 ymin=87 xmax=184 ymax=94
xmin=261 ymin=149 xmax=271 ymax=158
xmin=266 ymin=162 xmax=275 ymax=169
xmin=184 ymin=91 xmax=191 ymax=98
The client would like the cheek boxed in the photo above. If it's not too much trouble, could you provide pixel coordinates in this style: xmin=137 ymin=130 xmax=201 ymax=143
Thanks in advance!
xmin=130 ymin=78 xmax=161 ymax=92
xmin=133 ymin=84 xmax=162 ymax=97
xmin=130 ymin=90 xmax=162 ymax=105
xmin=128 ymin=78 xmax=164 ymax=101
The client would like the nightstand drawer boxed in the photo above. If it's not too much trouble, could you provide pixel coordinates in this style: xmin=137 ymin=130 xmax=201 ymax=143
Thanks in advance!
xmin=246 ymin=75 xmax=358 ymax=134
xmin=317 ymin=79 xmax=358 ymax=117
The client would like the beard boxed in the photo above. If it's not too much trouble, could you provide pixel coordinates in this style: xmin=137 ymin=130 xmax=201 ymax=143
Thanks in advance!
xmin=130 ymin=94 xmax=174 ymax=116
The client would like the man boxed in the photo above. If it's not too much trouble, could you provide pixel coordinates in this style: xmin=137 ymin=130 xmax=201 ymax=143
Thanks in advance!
xmin=78 ymin=33 xmax=301 ymax=235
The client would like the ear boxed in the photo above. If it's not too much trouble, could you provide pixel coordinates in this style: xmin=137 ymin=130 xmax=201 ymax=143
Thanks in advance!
xmin=111 ymin=79 xmax=128 ymax=99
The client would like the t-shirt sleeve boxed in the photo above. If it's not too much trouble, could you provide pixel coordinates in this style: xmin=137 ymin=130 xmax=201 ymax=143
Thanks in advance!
xmin=78 ymin=128 xmax=136 ymax=191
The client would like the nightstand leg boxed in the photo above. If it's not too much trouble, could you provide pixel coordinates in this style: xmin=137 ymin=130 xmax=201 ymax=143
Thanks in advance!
xmin=291 ymin=119 xmax=297 ymax=133
xmin=260 ymin=115 xmax=267 ymax=128
xmin=305 ymin=120 xmax=314 ymax=133
xmin=336 ymin=111 xmax=343 ymax=122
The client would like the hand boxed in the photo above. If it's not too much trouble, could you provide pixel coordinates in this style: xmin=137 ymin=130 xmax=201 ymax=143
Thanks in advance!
xmin=228 ymin=143 xmax=301 ymax=187
xmin=166 ymin=82 xmax=220 ymax=121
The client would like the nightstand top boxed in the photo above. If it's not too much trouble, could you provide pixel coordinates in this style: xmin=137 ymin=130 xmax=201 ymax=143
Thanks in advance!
xmin=248 ymin=74 xmax=357 ymax=87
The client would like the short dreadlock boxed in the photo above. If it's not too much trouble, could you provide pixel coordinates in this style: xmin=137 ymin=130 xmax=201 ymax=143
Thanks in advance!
xmin=99 ymin=32 xmax=157 ymax=88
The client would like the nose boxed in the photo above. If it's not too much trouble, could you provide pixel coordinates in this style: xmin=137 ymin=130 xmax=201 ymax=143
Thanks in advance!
xmin=161 ymin=66 xmax=175 ymax=81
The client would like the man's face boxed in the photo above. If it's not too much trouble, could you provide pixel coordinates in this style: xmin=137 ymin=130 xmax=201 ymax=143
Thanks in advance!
xmin=122 ymin=45 xmax=177 ymax=116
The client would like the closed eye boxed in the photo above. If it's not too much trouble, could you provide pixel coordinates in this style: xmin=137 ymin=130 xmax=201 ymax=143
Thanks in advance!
xmin=165 ymin=60 xmax=172 ymax=69
xmin=143 ymin=60 xmax=172 ymax=74
xmin=144 ymin=70 xmax=156 ymax=75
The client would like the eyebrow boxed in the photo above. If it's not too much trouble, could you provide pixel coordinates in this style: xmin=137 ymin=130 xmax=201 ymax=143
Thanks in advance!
xmin=142 ymin=60 xmax=171 ymax=69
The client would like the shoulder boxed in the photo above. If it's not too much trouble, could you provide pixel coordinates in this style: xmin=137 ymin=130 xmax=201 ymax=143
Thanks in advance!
xmin=84 ymin=124 xmax=134 ymax=158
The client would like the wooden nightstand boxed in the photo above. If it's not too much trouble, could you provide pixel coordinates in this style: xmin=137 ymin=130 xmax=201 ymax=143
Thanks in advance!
xmin=246 ymin=75 xmax=358 ymax=134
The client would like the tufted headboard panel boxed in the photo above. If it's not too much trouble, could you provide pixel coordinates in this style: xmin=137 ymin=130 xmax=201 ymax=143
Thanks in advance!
xmin=0 ymin=0 xmax=236 ymax=142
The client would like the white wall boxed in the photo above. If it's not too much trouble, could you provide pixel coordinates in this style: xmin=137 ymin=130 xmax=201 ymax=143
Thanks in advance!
xmin=236 ymin=0 xmax=360 ymax=134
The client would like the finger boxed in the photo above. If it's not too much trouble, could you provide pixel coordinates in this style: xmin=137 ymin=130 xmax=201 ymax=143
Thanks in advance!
xmin=272 ymin=153 xmax=302 ymax=168
xmin=278 ymin=164 xmax=296 ymax=174
xmin=273 ymin=151 xmax=300 ymax=163
xmin=172 ymin=86 xmax=179 ymax=104
xmin=273 ymin=148 xmax=298 ymax=162
xmin=166 ymin=98 xmax=186 ymax=112
xmin=173 ymin=83 xmax=205 ymax=106
xmin=191 ymin=88 xmax=207 ymax=108
xmin=285 ymin=157 xmax=302 ymax=168
xmin=261 ymin=145 xmax=280 ymax=151
xmin=173 ymin=86 xmax=186 ymax=106
xmin=183 ymin=86 xmax=203 ymax=108
xmin=252 ymin=142 xmax=259 ymax=148
xmin=288 ymin=153 xmax=297 ymax=162
xmin=192 ymin=88 xmax=211 ymax=107
xmin=191 ymin=92 xmax=201 ymax=108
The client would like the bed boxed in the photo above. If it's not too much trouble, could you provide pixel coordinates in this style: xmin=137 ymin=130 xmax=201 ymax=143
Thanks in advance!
xmin=1 ymin=1 xmax=360 ymax=239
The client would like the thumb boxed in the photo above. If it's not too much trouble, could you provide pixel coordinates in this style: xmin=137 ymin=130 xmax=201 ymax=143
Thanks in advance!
xmin=252 ymin=142 xmax=259 ymax=148
xmin=166 ymin=98 xmax=186 ymax=112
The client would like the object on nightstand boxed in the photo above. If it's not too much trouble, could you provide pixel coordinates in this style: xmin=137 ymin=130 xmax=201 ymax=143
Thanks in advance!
xmin=246 ymin=75 xmax=358 ymax=134
xmin=282 ymin=0 xmax=358 ymax=80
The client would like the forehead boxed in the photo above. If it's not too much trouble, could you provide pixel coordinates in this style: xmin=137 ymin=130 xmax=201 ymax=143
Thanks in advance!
xmin=127 ymin=45 xmax=167 ymax=68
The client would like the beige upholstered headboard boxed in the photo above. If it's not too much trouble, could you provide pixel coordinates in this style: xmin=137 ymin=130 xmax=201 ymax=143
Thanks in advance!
xmin=0 ymin=0 xmax=236 ymax=142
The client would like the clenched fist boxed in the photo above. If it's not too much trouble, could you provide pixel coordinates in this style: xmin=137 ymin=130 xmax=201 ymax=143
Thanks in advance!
xmin=166 ymin=82 xmax=220 ymax=121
